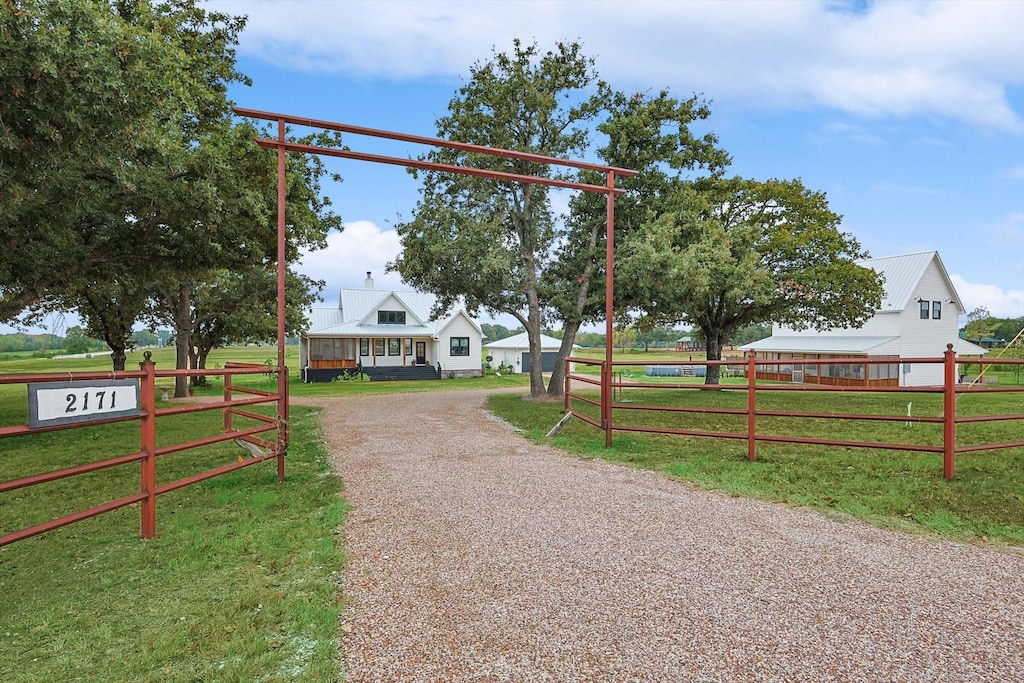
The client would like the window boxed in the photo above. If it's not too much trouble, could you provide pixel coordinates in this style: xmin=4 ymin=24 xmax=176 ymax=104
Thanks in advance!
xmin=388 ymin=338 xmax=401 ymax=356
xmin=932 ymin=301 xmax=941 ymax=320
xmin=378 ymin=310 xmax=406 ymax=325
xmin=374 ymin=339 xmax=385 ymax=356
xmin=450 ymin=337 xmax=470 ymax=357
xmin=359 ymin=338 xmax=369 ymax=356
xmin=919 ymin=300 xmax=930 ymax=319
xmin=404 ymin=338 xmax=413 ymax=356
xmin=310 ymin=339 xmax=342 ymax=361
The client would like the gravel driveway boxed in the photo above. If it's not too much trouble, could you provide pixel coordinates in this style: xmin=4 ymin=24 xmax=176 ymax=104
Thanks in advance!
xmin=300 ymin=389 xmax=1022 ymax=682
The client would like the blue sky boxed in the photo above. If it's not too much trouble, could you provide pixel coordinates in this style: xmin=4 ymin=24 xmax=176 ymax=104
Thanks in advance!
xmin=11 ymin=0 xmax=1024 ymax=336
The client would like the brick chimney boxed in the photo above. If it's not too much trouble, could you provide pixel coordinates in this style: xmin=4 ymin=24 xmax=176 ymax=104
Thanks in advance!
xmin=364 ymin=271 xmax=374 ymax=289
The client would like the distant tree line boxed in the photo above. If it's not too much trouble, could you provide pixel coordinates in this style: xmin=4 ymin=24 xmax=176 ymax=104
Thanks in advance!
xmin=960 ymin=308 xmax=1024 ymax=346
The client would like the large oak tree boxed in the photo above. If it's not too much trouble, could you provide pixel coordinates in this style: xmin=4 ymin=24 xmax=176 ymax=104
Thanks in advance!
xmin=391 ymin=40 xmax=608 ymax=398
xmin=617 ymin=177 xmax=884 ymax=383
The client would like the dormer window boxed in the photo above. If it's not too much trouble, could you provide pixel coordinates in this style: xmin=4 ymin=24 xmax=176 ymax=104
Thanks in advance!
xmin=378 ymin=310 xmax=406 ymax=325
xmin=919 ymin=300 xmax=930 ymax=319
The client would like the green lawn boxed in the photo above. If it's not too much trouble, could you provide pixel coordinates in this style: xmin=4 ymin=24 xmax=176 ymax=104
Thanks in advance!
xmin=487 ymin=386 xmax=1024 ymax=547
xmin=0 ymin=382 xmax=345 ymax=681
xmin=0 ymin=346 xmax=524 ymax=682
xmin=2 ymin=345 xmax=1021 ymax=681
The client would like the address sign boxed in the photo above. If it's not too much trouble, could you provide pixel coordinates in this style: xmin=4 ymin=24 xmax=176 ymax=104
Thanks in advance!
xmin=28 ymin=379 xmax=141 ymax=429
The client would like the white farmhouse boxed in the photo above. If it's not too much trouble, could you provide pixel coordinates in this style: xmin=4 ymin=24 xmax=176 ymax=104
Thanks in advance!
xmin=739 ymin=251 xmax=986 ymax=387
xmin=483 ymin=332 xmax=572 ymax=374
xmin=300 ymin=273 xmax=484 ymax=382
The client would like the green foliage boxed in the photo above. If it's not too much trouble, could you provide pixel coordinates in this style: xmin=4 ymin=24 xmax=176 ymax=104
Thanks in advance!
xmin=618 ymin=177 xmax=884 ymax=382
xmin=0 ymin=332 xmax=63 ymax=353
xmin=0 ymin=0 xmax=249 ymax=320
xmin=480 ymin=323 xmax=524 ymax=343
xmin=62 ymin=325 xmax=104 ymax=354
xmin=961 ymin=307 xmax=1023 ymax=345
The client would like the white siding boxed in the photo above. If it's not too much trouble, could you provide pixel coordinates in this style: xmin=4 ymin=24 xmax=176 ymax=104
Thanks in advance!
xmin=437 ymin=315 xmax=483 ymax=372
xmin=487 ymin=348 xmax=522 ymax=372
xmin=894 ymin=259 xmax=961 ymax=386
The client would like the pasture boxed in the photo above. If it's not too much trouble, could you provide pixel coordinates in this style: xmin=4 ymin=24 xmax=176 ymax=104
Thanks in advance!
xmin=1 ymin=345 xmax=1020 ymax=681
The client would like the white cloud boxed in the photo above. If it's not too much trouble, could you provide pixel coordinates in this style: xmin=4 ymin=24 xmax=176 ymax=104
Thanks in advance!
xmin=950 ymin=274 xmax=1024 ymax=319
xmin=209 ymin=0 xmax=1024 ymax=131
xmin=296 ymin=221 xmax=405 ymax=305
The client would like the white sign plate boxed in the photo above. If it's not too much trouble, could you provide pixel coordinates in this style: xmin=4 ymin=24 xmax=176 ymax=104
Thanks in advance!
xmin=28 ymin=380 xmax=141 ymax=428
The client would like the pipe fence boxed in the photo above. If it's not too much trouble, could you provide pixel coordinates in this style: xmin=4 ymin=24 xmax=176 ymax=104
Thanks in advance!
xmin=565 ymin=345 xmax=1024 ymax=480
xmin=1 ymin=353 xmax=286 ymax=547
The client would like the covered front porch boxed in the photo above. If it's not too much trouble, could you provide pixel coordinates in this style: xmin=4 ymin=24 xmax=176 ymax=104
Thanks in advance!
xmin=301 ymin=335 xmax=438 ymax=382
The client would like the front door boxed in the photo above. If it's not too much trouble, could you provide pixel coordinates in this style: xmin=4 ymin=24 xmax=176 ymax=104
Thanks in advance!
xmin=415 ymin=342 xmax=426 ymax=365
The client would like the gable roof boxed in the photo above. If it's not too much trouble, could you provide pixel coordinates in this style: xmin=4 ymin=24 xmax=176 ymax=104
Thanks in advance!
xmin=304 ymin=287 xmax=476 ymax=338
xmin=858 ymin=251 xmax=961 ymax=313
xmin=484 ymin=332 xmax=570 ymax=350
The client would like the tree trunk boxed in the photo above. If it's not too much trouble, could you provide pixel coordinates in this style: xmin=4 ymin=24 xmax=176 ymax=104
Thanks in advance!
xmin=546 ymin=320 xmax=580 ymax=399
xmin=525 ymin=315 xmax=545 ymax=398
xmin=547 ymin=210 xmax=603 ymax=399
xmin=173 ymin=284 xmax=193 ymax=398
xmin=110 ymin=346 xmax=127 ymax=372
xmin=704 ymin=329 xmax=723 ymax=385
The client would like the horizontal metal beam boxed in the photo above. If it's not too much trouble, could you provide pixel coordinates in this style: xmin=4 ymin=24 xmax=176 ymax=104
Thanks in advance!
xmin=235 ymin=107 xmax=638 ymax=178
xmin=253 ymin=138 xmax=626 ymax=196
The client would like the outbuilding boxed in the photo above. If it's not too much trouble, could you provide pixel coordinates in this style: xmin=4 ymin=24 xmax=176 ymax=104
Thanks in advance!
xmin=739 ymin=251 xmax=986 ymax=387
xmin=484 ymin=332 xmax=573 ymax=374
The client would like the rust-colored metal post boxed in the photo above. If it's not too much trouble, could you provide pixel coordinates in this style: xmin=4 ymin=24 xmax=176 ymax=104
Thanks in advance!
xmin=275 ymin=117 xmax=288 ymax=478
xmin=943 ymin=343 xmax=956 ymax=480
xmin=563 ymin=357 xmax=570 ymax=413
xmin=747 ymin=351 xmax=757 ymax=461
xmin=223 ymin=371 xmax=233 ymax=434
xmin=139 ymin=352 xmax=157 ymax=539
xmin=603 ymin=171 xmax=616 ymax=448
xmin=278 ymin=366 xmax=288 ymax=482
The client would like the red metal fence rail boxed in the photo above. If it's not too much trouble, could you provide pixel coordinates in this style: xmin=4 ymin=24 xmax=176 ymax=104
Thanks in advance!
xmin=564 ymin=345 xmax=1024 ymax=480
xmin=0 ymin=353 xmax=285 ymax=547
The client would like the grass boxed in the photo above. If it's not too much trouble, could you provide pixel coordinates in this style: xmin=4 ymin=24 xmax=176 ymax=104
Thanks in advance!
xmin=487 ymin=385 xmax=1024 ymax=547
xmin=0 ymin=345 xmax=519 ymax=681
xmin=2 ymin=344 xmax=1021 ymax=680
xmin=0 ymin=402 xmax=346 ymax=682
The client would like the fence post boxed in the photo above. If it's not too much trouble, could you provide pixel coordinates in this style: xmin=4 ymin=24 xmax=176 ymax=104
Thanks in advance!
xmin=563 ymin=357 xmax=570 ymax=413
xmin=139 ymin=352 xmax=157 ymax=539
xmin=598 ymin=358 xmax=606 ymax=448
xmin=223 ymin=369 xmax=233 ymax=434
xmin=943 ymin=343 xmax=956 ymax=480
xmin=277 ymin=366 xmax=288 ymax=482
xmin=747 ymin=351 xmax=757 ymax=461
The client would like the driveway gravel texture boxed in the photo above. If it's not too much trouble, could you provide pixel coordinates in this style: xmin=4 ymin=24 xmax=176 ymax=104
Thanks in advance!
xmin=299 ymin=389 xmax=1023 ymax=682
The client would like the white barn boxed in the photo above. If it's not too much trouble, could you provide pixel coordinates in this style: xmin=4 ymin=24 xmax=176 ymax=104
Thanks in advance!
xmin=484 ymin=332 xmax=572 ymax=374
xmin=740 ymin=251 xmax=986 ymax=387
xmin=300 ymin=273 xmax=484 ymax=382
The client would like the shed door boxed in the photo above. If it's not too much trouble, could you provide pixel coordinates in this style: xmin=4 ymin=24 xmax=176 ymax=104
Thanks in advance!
xmin=522 ymin=351 xmax=559 ymax=373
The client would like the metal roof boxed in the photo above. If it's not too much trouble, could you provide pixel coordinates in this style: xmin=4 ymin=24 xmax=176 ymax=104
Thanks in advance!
xmin=484 ymin=332 xmax=569 ymax=350
xmin=857 ymin=251 xmax=961 ymax=313
xmin=739 ymin=335 xmax=899 ymax=353
xmin=304 ymin=287 xmax=471 ymax=337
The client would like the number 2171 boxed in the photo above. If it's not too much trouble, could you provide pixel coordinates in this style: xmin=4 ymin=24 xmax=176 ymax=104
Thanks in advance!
xmin=65 ymin=389 xmax=117 ymax=413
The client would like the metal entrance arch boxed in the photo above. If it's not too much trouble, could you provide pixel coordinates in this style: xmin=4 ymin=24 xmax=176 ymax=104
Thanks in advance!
xmin=233 ymin=107 xmax=637 ymax=449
